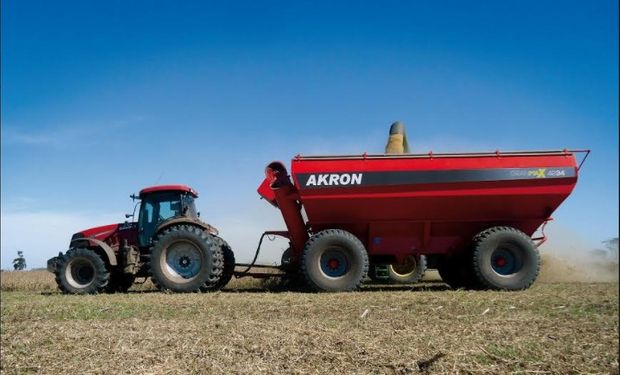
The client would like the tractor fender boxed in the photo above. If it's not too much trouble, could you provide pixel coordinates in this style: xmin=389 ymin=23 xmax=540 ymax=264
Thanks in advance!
xmin=156 ymin=217 xmax=219 ymax=236
xmin=71 ymin=237 xmax=118 ymax=266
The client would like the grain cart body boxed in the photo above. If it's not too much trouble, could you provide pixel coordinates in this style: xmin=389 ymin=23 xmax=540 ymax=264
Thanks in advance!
xmin=258 ymin=150 xmax=586 ymax=291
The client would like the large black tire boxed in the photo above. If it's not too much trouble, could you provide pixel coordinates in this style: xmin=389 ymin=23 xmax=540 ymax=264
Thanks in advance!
xmin=436 ymin=254 xmax=482 ymax=290
xmin=472 ymin=226 xmax=540 ymax=290
xmin=387 ymin=255 xmax=427 ymax=283
xmin=301 ymin=229 xmax=369 ymax=292
xmin=106 ymin=272 xmax=136 ymax=293
xmin=201 ymin=237 xmax=235 ymax=291
xmin=55 ymin=248 xmax=110 ymax=294
xmin=149 ymin=225 xmax=223 ymax=293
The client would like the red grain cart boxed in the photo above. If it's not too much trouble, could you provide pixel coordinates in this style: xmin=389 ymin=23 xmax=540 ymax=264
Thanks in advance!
xmin=256 ymin=149 xmax=588 ymax=291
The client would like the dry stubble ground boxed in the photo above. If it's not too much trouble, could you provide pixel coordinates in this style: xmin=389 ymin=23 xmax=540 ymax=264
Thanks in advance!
xmin=0 ymin=270 xmax=618 ymax=375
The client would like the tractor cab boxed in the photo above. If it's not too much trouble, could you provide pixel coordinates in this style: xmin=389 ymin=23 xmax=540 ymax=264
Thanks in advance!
xmin=137 ymin=185 xmax=199 ymax=247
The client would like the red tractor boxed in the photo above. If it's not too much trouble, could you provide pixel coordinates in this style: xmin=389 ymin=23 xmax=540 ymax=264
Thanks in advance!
xmin=47 ymin=185 xmax=235 ymax=294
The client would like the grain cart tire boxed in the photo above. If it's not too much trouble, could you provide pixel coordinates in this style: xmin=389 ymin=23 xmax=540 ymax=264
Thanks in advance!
xmin=55 ymin=248 xmax=110 ymax=294
xmin=472 ymin=226 xmax=540 ymax=290
xmin=280 ymin=271 xmax=307 ymax=291
xmin=387 ymin=255 xmax=427 ymax=283
xmin=301 ymin=229 xmax=369 ymax=292
xmin=106 ymin=272 xmax=136 ymax=293
xmin=201 ymin=237 xmax=235 ymax=292
xmin=437 ymin=254 xmax=482 ymax=290
xmin=149 ymin=225 xmax=221 ymax=293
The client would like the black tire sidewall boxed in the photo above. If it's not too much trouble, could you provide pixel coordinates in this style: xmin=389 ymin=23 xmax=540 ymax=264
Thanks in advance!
xmin=302 ymin=229 xmax=368 ymax=292
xmin=57 ymin=248 xmax=109 ymax=294
xmin=437 ymin=254 xmax=483 ymax=289
xmin=201 ymin=237 xmax=234 ymax=291
xmin=150 ymin=226 xmax=215 ymax=293
xmin=473 ymin=228 xmax=539 ymax=290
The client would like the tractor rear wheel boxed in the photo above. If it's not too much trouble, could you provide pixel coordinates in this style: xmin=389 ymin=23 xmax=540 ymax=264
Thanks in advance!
xmin=471 ymin=226 xmax=540 ymax=290
xmin=149 ymin=225 xmax=222 ymax=293
xmin=387 ymin=255 xmax=427 ymax=283
xmin=201 ymin=237 xmax=235 ymax=292
xmin=55 ymin=248 xmax=110 ymax=294
xmin=301 ymin=229 xmax=369 ymax=292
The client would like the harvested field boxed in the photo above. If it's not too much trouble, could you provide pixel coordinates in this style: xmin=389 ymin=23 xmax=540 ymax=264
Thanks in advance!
xmin=1 ymin=271 xmax=618 ymax=374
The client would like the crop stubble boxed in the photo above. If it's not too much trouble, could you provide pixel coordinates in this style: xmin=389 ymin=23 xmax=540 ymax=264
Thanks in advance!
xmin=0 ymin=271 xmax=618 ymax=374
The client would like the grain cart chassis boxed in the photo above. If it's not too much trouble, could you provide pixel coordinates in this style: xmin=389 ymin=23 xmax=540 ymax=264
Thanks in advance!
xmin=250 ymin=149 xmax=589 ymax=291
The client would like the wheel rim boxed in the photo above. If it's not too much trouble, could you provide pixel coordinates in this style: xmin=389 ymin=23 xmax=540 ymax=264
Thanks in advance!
xmin=65 ymin=258 xmax=96 ymax=289
xmin=390 ymin=256 xmax=418 ymax=277
xmin=319 ymin=248 xmax=350 ymax=278
xmin=161 ymin=240 xmax=203 ymax=281
xmin=491 ymin=245 xmax=522 ymax=275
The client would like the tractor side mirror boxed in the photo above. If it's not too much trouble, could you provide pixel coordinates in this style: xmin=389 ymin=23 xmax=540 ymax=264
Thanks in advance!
xmin=125 ymin=213 xmax=134 ymax=219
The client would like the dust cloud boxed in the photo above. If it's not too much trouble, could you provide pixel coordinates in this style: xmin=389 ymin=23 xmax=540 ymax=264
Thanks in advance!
xmin=537 ymin=224 xmax=618 ymax=283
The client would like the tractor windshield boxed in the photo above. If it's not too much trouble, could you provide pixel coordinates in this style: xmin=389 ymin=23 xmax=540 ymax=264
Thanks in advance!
xmin=137 ymin=192 xmax=198 ymax=247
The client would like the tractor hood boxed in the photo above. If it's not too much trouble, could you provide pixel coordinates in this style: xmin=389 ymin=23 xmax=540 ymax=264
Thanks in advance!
xmin=74 ymin=223 xmax=121 ymax=241
xmin=70 ymin=222 xmax=138 ymax=249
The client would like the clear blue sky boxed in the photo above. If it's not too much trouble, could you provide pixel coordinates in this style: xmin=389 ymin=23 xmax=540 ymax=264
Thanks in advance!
xmin=1 ymin=0 xmax=618 ymax=269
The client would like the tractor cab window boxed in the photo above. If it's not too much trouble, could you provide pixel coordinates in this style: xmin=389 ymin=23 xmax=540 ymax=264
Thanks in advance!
xmin=138 ymin=192 xmax=183 ymax=247
xmin=158 ymin=200 xmax=180 ymax=220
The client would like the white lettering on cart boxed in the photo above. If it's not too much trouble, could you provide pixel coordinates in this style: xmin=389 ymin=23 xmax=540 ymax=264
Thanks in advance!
xmin=305 ymin=173 xmax=363 ymax=186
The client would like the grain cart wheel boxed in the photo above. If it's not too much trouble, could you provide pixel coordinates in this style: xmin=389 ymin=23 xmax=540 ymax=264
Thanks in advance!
xmin=201 ymin=237 xmax=235 ymax=292
xmin=106 ymin=272 xmax=136 ymax=293
xmin=437 ymin=257 xmax=467 ymax=288
xmin=55 ymin=248 xmax=110 ymax=294
xmin=472 ymin=226 xmax=540 ymax=290
xmin=149 ymin=225 xmax=222 ymax=293
xmin=437 ymin=254 xmax=482 ymax=290
xmin=387 ymin=255 xmax=427 ymax=283
xmin=301 ymin=229 xmax=369 ymax=292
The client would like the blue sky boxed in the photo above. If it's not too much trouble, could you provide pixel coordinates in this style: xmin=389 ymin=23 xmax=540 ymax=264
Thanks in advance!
xmin=1 ymin=0 xmax=618 ymax=269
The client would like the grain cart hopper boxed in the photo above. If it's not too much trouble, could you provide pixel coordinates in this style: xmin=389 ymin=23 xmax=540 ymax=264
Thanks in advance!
xmin=370 ymin=121 xmax=427 ymax=284
xmin=257 ymin=149 xmax=588 ymax=291
xmin=47 ymin=185 xmax=234 ymax=294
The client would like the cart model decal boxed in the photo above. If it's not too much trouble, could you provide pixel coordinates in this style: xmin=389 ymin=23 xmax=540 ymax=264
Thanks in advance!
xmin=297 ymin=167 xmax=575 ymax=189
xmin=305 ymin=173 xmax=363 ymax=186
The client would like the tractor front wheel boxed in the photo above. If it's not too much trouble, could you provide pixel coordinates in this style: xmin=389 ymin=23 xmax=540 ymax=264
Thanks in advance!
xmin=301 ymin=229 xmax=369 ymax=292
xmin=55 ymin=248 xmax=110 ymax=294
xmin=149 ymin=225 xmax=223 ymax=293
